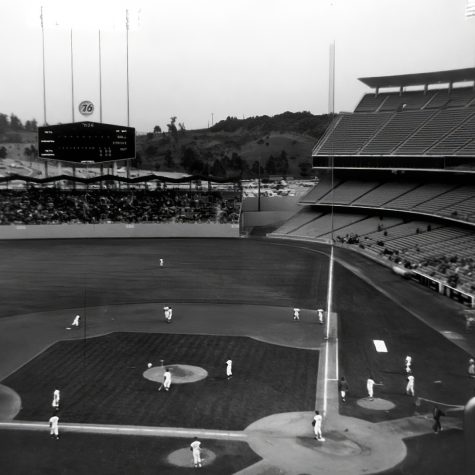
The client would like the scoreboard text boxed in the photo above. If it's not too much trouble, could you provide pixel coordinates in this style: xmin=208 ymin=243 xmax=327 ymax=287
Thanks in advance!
xmin=38 ymin=121 xmax=135 ymax=163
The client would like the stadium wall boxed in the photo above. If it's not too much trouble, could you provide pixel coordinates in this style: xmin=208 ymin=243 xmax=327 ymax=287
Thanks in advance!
xmin=241 ymin=211 xmax=296 ymax=228
xmin=0 ymin=223 xmax=240 ymax=240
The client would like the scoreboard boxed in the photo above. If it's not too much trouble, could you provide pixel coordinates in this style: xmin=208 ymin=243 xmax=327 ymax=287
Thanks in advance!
xmin=38 ymin=121 xmax=135 ymax=163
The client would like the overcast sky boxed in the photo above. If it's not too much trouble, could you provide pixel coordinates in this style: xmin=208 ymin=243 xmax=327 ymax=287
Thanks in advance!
xmin=1 ymin=0 xmax=475 ymax=133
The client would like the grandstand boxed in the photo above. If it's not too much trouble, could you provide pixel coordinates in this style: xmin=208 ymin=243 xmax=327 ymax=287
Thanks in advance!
xmin=271 ymin=67 xmax=475 ymax=306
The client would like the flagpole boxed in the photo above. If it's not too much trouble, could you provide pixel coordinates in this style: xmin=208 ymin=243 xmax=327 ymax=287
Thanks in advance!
xmin=98 ymin=29 xmax=103 ymax=123
xmin=40 ymin=6 xmax=47 ymax=125
xmin=70 ymin=29 xmax=75 ymax=122
xmin=125 ymin=9 xmax=130 ymax=127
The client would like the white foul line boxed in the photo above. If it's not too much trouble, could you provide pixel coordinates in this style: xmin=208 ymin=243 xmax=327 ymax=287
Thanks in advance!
xmin=322 ymin=245 xmax=335 ymax=417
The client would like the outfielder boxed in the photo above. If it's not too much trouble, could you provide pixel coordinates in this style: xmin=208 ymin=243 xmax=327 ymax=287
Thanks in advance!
xmin=226 ymin=359 xmax=233 ymax=379
xmin=405 ymin=355 xmax=412 ymax=374
xmin=293 ymin=308 xmax=300 ymax=321
xmin=72 ymin=315 xmax=80 ymax=327
xmin=52 ymin=389 xmax=60 ymax=410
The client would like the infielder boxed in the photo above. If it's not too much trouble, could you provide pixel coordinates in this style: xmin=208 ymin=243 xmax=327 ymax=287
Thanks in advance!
xmin=72 ymin=315 xmax=80 ymax=327
xmin=163 ymin=368 xmax=172 ymax=391
xmin=406 ymin=374 xmax=415 ymax=396
xmin=160 ymin=258 xmax=164 ymax=267
xmin=312 ymin=411 xmax=325 ymax=441
xmin=226 ymin=359 xmax=233 ymax=379
xmin=293 ymin=308 xmax=300 ymax=321
xmin=190 ymin=437 xmax=202 ymax=468
xmin=49 ymin=414 xmax=59 ymax=439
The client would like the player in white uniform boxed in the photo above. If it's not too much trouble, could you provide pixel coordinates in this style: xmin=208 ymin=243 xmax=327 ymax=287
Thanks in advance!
xmin=226 ymin=360 xmax=232 ymax=379
xmin=312 ymin=411 xmax=325 ymax=441
xmin=49 ymin=414 xmax=60 ymax=439
xmin=317 ymin=309 xmax=324 ymax=324
xmin=293 ymin=308 xmax=300 ymax=321
xmin=190 ymin=437 xmax=202 ymax=468
xmin=164 ymin=307 xmax=171 ymax=323
xmin=159 ymin=258 xmax=164 ymax=267
xmin=72 ymin=315 xmax=80 ymax=327
xmin=163 ymin=368 xmax=172 ymax=391
xmin=406 ymin=374 xmax=415 ymax=396
xmin=367 ymin=377 xmax=375 ymax=400
xmin=405 ymin=355 xmax=412 ymax=374
xmin=52 ymin=389 xmax=60 ymax=410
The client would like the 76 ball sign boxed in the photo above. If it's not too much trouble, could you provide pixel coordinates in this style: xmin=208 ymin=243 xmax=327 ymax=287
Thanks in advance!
xmin=78 ymin=100 xmax=95 ymax=116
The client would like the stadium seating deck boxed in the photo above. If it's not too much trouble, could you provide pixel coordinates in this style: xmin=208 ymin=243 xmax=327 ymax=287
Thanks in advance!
xmin=317 ymin=180 xmax=380 ymax=205
xmin=317 ymin=113 xmax=393 ymax=155
xmin=360 ymin=110 xmax=435 ymax=155
xmin=396 ymin=108 xmax=475 ymax=155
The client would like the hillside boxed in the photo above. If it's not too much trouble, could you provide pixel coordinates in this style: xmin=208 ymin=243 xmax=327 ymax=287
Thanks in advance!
xmin=136 ymin=112 xmax=332 ymax=178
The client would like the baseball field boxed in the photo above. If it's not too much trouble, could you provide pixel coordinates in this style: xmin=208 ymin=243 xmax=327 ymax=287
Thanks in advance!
xmin=0 ymin=237 xmax=473 ymax=474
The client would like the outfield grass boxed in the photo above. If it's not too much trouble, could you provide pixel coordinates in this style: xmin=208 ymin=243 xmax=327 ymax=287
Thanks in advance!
xmin=0 ymin=238 xmax=328 ymax=318
xmin=3 ymin=332 xmax=318 ymax=430
xmin=0 ymin=430 xmax=260 ymax=475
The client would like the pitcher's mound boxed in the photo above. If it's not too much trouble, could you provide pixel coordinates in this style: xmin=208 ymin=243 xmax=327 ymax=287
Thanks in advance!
xmin=167 ymin=447 xmax=216 ymax=467
xmin=143 ymin=364 xmax=208 ymax=384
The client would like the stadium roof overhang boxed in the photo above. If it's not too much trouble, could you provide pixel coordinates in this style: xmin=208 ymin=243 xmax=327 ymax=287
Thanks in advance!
xmin=359 ymin=68 xmax=475 ymax=89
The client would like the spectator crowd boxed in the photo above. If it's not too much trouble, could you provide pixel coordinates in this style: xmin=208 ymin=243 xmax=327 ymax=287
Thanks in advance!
xmin=0 ymin=187 xmax=241 ymax=225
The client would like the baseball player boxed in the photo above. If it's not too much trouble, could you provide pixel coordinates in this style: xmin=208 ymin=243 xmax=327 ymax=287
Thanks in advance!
xmin=432 ymin=406 xmax=445 ymax=433
xmin=226 ymin=359 xmax=233 ymax=379
xmin=468 ymin=358 xmax=475 ymax=378
xmin=164 ymin=306 xmax=171 ymax=323
xmin=367 ymin=377 xmax=382 ymax=400
xmin=405 ymin=355 xmax=412 ymax=374
xmin=312 ymin=411 xmax=325 ymax=441
xmin=72 ymin=315 xmax=80 ymax=327
xmin=52 ymin=389 xmax=60 ymax=410
xmin=190 ymin=437 xmax=202 ymax=468
xmin=163 ymin=368 xmax=172 ymax=391
xmin=406 ymin=374 xmax=415 ymax=396
xmin=338 ymin=376 xmax=349 ymax=402
xmin=49 ymin=414 xmax=60 ymax=439
xmin=159 ymin=258 xmax=164 ymax=267
xmin=317 ymin=308 xmax=324 ymax=324
xmin=293 ymin=308 xmax=300 ymax=321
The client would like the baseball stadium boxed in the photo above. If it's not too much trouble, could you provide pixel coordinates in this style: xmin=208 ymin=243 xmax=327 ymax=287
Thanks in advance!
xmin=1 ymin=65 xmax=475 ymax=475
xmin=2 ymin=1 xmax=475 ymax=473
